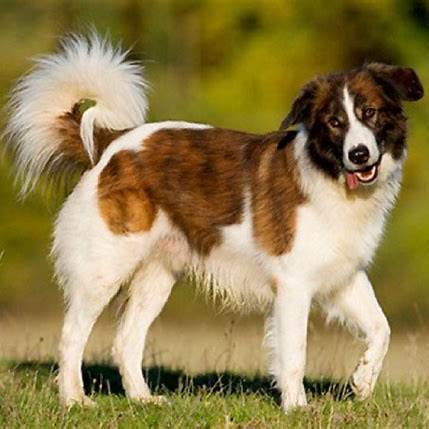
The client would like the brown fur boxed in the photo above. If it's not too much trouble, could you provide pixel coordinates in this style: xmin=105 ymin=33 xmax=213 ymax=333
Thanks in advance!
xmin=348 ymin=72 xmax=387 ymax=111
xmin=98 ymin=150 xmax=157 ymax=234
xmin=55 ymin=105 xmax=128 ymax=171
xmin=251 ymin=135 xmax=306 ymax=255
xmin=97 ymin=128 xmax=306 ymax=256
xmin=281 ymin=63 xmax=420 ymax=180
xmin=347 ymin=71 xmax=408 ymax=160
xmin=96 ymin=64 xmax=422 ymax=255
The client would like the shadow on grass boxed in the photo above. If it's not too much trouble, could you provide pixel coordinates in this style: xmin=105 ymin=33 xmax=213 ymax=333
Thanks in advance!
xmin=9 ymin=361 xmax=355 ymax=403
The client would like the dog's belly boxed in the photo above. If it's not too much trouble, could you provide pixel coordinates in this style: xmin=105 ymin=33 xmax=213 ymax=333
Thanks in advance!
xmin=189 ymin=246 xmax=275 ymax=312
xmin=183 ymin=200 xmax=276 ymax=311
xmin=150 ymin=223 xmax=275 ymax=312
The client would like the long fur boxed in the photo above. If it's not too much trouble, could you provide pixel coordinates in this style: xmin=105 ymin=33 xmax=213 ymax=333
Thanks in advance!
xmin=4 ymin=34 xmax=149 ymax=196
xmin=5 ymin=32 xmax=421 ymax=411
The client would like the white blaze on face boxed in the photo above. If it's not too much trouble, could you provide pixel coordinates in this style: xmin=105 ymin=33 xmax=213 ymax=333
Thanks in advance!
xmin=342 ymin=86 xmax=380 ymax=171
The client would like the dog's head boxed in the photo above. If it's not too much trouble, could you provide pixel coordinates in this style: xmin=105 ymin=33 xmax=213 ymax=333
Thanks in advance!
xmin=281 ymin=63 xmax=423 ymax=190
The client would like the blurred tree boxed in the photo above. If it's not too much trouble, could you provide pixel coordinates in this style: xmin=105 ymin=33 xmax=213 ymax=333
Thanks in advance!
xmin=119 ymin=0 xmax=145 ymax=61
xmin=0 ymin=0 xmax=428 ymax=326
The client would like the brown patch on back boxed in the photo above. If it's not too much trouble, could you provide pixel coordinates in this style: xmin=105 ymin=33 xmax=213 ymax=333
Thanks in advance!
xmin=98 ymin=150 xmax=157 ymax=234
xmin=97 ymin=128 xmax=306 ymax=256
xmin=134 ymin=128 xmax=253 ymax=254
xmin=251 ymin=135 xmax=307 ymax=256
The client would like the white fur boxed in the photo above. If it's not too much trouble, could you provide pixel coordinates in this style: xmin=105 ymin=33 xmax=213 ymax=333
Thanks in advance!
xmin=52 ymin=121 xmax=210 ymax=290
xmin=320 ymin=271 xmax=390 ymax=399
xmin=53 ymin=121 xmax=210 ymax=405
xmin=189 ymin=192 xmax=275 ymax=311
xmin=7 ymin=34 xmax=403 ymax=411
xmin=343 ymin=86 xmax=380 ymax=169
xmin=112 ymin=259 xmax=175 ymax=401
xmin=53 ymin=124 xmax=402 ymax=409
xmin=4 ymin=34 xmax=149 ymax=195
xmin=282 ymin=131 xmax=401 ymax=294
xmin=261 ymin=131 xmax=401 ymax=409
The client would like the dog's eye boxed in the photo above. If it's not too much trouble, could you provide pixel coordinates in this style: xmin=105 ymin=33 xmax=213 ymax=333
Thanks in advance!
xmin=328 ymin=117 xmax=341 ymax=128
xmin=363 ymin=107 xmax=376 ymax=119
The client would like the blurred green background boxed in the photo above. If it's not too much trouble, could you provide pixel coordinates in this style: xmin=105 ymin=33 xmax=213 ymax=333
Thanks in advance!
xmin=0 ymin=0 xmax=428 ymax=328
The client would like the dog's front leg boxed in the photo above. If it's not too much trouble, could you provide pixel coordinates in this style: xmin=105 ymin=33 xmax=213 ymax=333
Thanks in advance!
xmin=270 ymin=280 xmax=312 ymax=412
xmin=320 ymin=271 xmax=390 ymax=400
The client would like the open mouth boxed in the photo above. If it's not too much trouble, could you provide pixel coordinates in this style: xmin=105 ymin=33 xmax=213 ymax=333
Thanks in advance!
xmin=345 ymin=163 xmax=379 ymax=190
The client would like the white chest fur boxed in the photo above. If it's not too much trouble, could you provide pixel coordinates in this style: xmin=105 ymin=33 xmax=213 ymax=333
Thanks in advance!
xmin=282 ymin=192 xmax=389 ymax=292
xmin=281 ymin=133 xmax=403 ymax=295
xmin=185 ymin=133 xmax=402 ymax=310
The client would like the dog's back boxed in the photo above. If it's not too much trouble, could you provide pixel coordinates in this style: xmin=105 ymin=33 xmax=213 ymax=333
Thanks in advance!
xmin=4 ymin=33 xmax=423 ymax=412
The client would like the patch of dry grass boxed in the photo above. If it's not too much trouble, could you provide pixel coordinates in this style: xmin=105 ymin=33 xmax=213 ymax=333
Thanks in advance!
xmin=1 ymin=310 xmax=428 ymax=382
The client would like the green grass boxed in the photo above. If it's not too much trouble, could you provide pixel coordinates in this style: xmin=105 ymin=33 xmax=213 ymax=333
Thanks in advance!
xmin=1 ymin=362 xmax=428 ymax=428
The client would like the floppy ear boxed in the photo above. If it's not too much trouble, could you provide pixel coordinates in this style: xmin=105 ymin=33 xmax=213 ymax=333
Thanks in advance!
xmin=280 ymin=81 xmax=318 ymax=130
xmin=366 ymin=63 xmax=424 ymax=101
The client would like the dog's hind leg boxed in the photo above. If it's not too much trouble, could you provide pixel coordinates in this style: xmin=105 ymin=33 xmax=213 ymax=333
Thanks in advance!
xmin=58 ymin=279 xmax=122 ymax=407
xmin=112 ymin=259 xmax=175 ymax=402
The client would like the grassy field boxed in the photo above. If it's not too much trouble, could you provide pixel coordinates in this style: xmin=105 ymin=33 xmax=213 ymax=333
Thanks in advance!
xmin=1 ymin=2 xmax=428 ymax=427
xmin=1 ymin=310 xmax=428 ymax=428
xmin=1 ymin=361 xmax=428 ymax=428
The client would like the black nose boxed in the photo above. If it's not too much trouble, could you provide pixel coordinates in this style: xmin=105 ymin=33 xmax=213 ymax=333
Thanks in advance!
xmin=348 ymin=144 xmax=370 ymax=165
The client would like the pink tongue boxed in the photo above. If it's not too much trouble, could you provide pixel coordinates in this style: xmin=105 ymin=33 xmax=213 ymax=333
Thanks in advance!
xmin=346 ymin=172 xmax=360 ymax=190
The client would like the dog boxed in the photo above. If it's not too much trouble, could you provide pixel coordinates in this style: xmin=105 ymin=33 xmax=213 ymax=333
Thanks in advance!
xmin=4 ymin=34 xmax=423 ymax=411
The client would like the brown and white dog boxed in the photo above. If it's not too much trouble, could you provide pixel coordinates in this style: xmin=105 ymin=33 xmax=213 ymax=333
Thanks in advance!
xmin=5 ymin=35 xmax=423 ymax=411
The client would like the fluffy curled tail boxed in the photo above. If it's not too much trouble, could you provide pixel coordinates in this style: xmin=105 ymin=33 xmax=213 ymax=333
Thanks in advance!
xmin=4 ymin=34 xmax=149 ymax=195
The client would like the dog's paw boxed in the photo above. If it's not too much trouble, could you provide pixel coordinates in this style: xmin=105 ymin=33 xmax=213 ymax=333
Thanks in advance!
xmin=62 ymin=395 xmax=96 ymax=409
xmin=281 ymin=387 xmax=307 ymax=413
xmin=351 ymin=364 xmax=376 ymax=400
